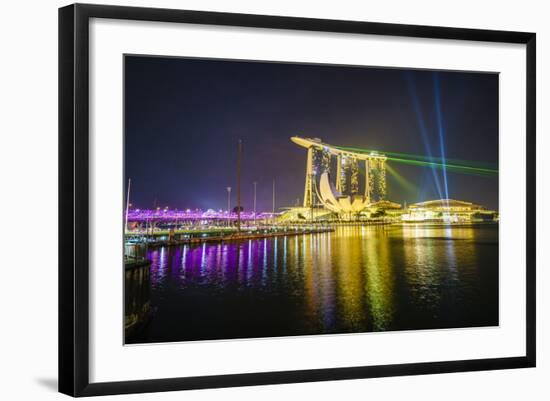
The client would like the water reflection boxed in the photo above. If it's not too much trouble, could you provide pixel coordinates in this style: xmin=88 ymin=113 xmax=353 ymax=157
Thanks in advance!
xmin=129 ymin=225 xmax=498 ymax=344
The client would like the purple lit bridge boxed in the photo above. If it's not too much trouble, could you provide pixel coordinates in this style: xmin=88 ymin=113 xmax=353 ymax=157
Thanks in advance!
xmin=127 ymin=209 xmax=277 ymax=224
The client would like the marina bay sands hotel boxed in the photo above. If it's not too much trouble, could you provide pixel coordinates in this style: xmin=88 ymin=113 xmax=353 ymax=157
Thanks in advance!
xmin=291 ymin=136 xmax=389 ymax=214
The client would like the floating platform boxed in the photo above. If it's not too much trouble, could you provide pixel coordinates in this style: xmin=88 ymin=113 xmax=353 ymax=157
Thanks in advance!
xmin=136 ymin=227 xmax=335 ymax=248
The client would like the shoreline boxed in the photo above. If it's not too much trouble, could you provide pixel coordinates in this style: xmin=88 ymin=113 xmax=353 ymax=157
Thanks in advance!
xmin=125 ymin=221 xmax=497 ymax=248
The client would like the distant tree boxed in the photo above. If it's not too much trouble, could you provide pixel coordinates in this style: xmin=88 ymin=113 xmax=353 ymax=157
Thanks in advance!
xmin=232 ymin=206 xmax=244 ymax=213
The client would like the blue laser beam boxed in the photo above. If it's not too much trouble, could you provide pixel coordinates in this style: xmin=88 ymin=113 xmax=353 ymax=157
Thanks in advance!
xmin=405 ymin=72 xmax=443 ymax=200
xmin=433 ymin=73 xmax=449 ymax=202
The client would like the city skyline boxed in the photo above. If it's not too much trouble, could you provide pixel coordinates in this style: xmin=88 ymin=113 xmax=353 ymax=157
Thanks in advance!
xmin=125 ymin=56 xmax=499 ymax=211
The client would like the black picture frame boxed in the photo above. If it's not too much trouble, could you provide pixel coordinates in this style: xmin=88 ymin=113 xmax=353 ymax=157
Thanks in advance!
xmin=59 ymin=3 xmax=536 ymax=397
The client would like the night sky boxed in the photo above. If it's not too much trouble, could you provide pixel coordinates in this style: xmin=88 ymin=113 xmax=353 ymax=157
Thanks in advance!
xmin=124 ymin=55 xmax=498 ymax=212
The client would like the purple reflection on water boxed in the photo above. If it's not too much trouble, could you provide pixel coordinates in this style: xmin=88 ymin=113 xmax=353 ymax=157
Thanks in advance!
xmin=148 ymin=238 xmax=278 ymax=290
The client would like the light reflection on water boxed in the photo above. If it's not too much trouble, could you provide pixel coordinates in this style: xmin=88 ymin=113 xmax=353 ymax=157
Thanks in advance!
xmin=131 ymin=225 xmax=498 ymax=344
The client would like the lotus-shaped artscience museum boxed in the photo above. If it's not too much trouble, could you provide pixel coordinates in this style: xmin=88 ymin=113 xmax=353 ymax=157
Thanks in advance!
xmin=318 ymin=172 xmax=370 ymax=213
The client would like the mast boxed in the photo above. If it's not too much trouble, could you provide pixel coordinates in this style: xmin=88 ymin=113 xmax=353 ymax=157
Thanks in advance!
xmin=237 ymin=139 xmax=242 ymax=232
xmin=125 ymin=178 xmax=131 ymax=234
xmin=226 ymin=187 xmax=231 ymax=227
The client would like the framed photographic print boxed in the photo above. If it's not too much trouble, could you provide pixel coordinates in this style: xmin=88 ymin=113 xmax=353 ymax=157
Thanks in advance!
xmin=59 ymin=3 xmax=536 ymax=397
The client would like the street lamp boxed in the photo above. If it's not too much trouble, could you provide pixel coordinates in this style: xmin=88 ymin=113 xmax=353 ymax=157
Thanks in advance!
xmin=272 ymin=179 xmax=275 ymax=214
xmin=253 ymin=181 xmax=257 ymax=225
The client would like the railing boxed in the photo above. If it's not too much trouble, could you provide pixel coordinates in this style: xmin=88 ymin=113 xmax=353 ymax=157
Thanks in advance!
xmin=124 ymin=242 xmax=148 ymax=265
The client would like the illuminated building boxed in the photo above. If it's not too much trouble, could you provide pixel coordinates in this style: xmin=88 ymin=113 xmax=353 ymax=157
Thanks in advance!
xmin=402 ymin=199 xmax=498 ymax=223
xmin=291 ymin=136 xmax=388 ymax=216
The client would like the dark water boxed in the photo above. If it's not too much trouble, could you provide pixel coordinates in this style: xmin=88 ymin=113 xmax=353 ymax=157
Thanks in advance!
xmin=127 ymin=225 xmax=498 ymax=344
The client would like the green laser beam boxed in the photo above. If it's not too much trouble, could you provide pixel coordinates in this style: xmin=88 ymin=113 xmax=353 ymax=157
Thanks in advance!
xmin=334 ymin=145 xmax=498 ymax=176
xmin=386 ymin=156 xmax=497 ymax=175
xmin=385 ymin=164 xmax=417 ymax=193
xmin=336 ymin=145 xmax=495 ymax=169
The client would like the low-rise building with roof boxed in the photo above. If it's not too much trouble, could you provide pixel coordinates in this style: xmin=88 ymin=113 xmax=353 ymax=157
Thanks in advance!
xmin=401 ymin=199 xmax=498 ymax=223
